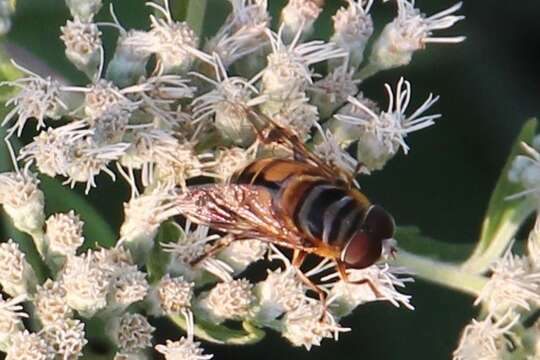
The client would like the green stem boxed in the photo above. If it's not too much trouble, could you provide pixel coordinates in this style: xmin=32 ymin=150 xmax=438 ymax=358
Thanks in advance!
xmin=462 ymin=200 xmax=535 ymax=274
xmin=170 ymin=314 xmax=265 ymax=345
xmin=354 ymin=61 xmax=380 ymax=82
xmin=392 ymin=250 xmax=488 ymax=296
xmin=186 ymin=0 xmax=208 ymax=40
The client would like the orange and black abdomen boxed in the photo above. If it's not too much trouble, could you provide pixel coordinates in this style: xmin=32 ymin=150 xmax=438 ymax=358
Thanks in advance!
xmin=235 ymin=159 xmax=371 ymax=248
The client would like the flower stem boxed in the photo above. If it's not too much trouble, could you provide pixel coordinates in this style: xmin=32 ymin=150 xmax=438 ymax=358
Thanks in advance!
xmin=392 ymin=249 xmax=487 ymax=296
xmin=354 ymin=62 xmax=380 ymax=82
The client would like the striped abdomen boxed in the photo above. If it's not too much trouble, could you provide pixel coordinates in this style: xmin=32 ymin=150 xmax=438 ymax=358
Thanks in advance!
xmin=236 ymin=158 xmax=371 ymax=248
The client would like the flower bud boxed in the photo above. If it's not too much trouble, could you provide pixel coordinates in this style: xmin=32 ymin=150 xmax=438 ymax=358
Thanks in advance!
xmin=65 ymin=0 xmax=102 ymax=21
xmin=106 ymin=30 xmax=154 ymax=88
xmin=0 ymin=172 xmax=45 ymax=240
xmin=108 ymin=313 xmax=154 ymax=354
xmin=280 ymin=0 xmax=322 ymax=43
xmin=0 ymin=240 xmax=37 ymax=297
xmin=330 ymin=0 xmax=374 ymax=69
xmin=197 ymin=279 xmax=255 ymax=324
xmin=60 ymin=19 xmax=102 ymax=79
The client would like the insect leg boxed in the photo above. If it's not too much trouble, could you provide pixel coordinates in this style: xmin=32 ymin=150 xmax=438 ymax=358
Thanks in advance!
xmin=336 ymin=261 xmax=383 ymax=298
xmin=190 ymin=234 xmax=236 ymax=267
xmin=291 ymin=250 xmax=330 ymax=320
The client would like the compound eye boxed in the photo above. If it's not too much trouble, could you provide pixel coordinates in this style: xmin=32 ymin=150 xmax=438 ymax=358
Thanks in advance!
xmin=363 ymin=205 xmax=395 ymax=241
xmin=341 ymin=231 xmax=371 ymax=267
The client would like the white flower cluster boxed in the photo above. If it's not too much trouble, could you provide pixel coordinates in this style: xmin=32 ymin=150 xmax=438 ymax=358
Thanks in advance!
xmin=0 ymin=0 xmax=465 ymax=357
xmin=452 ymin=149 xmax=540 ymax=360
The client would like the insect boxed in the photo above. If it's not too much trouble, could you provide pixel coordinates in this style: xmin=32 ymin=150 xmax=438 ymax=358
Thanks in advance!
xmin=174 ymin=109 xmax=396 ymax=304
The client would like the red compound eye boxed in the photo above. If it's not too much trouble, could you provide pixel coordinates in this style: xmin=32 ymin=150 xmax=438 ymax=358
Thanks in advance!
xmin=341 ymin=205 xmax=395 ymax=269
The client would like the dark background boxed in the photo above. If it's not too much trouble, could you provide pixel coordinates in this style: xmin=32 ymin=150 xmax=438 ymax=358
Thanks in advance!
xmin=3 ymin=0 xmax=540 ymax=359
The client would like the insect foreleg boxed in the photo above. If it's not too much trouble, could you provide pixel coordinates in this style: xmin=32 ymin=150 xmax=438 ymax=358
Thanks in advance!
xmin=291 ymin=250 xmax=329 ymax=319
xmin=336 ymin=261 xmax=382 ymax=298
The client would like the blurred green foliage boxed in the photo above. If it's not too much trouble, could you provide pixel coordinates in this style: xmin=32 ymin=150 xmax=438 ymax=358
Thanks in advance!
xmin=2 ymin=0 xmax=540 ymax=359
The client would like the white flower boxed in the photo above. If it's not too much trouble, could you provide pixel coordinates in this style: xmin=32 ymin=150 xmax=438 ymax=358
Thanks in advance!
xmin=269 ymin=93 xmax=319 ymax=141
xmin=153 ymin=140 xmax=216 ymax=189
xmin=5 ymin=330 xmax=53 ymax=360
xmin=18 ymin=121 xmax=92 ymax=177
xmin=155 ymin=338 xmax=213 ymax=360
xmin=63 ymin=136 xmax=129 ymax=193
xmin=155 ymin=274 xmax=194 ymax=315
xmin=331 ymin=0 xmax=373 ymax=68
xmin=0 ymin=239 xmax=37 ymax=297
xmin=34 ymin=280 xmax=73 ymax=326
xmin=60 ymin=19 xmax=102 ymax=79
xmin=0 ymin=294 xmax=28 ymax=351
xmin=371 ymin=1 xmax=464 ymax=70
xmin=254 ymin=267 xmax=306 ymax=323
xmin=45 ymin=211 xmax=85 ymax=257
xmin=204 ymin=0 xmax=269 ymax=66
xmin=310 ymin=64 xmax=358 ymax=118
xmin=211 ymin=146 xmax=257 ymax=183
xmin=162 ymin=221 xmax=233 ymax=282
xmin=192 ymin=55 xmax=263 ymax=146
xmin=1 ymin=63 xmax=67 ymax=137
xmin=197 ymin=279 xmax=255 ymax=323
xmin=118 ymin=128 xmax=180 ymax=189
xmin=147 ymin=1 xmax=200 ymax=74
xmin=119 ymin=186 xmax=178 ymax=260
xmin=218 ymin=239 xmax=267 ymax=273
xmin=262 ymin=28 xmax=346 ymax=99
xmin=60 ymin=252 xmax=112 ymax=317
xmin=110 ymin=313 xmax=154 ymax=353
xmin=280 ymin=0 xmax=322 ymax=41
xmin=282 ymin=300 xmax=350 ymax=350
xmin=314 ymin=129 xmax=359 ymax=177
xmin=0 ymin=171 xmax=45 ymax=236
xmin=453 ymin=312 xmax=518 ymax=360
xmin=109 ymin=265 xmax=149 ymax=307
xmin=474 ymin=249 xmax=540 ymax=315
xmin=335 ymin=77 xmax=440 ymax=170
xmin=325 ymin=264 xmax=414 ymax=317
xmin=81 ymin=79 xmax=138 ymax=121
xmin=40 ymin=318 xmax=87 ymax=360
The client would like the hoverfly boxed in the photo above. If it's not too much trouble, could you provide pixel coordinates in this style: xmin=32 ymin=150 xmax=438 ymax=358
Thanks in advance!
xmin=174 ymin=108 xmax=396 ymax=304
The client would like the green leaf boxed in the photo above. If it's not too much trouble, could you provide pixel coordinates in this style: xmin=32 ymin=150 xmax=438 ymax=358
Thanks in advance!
xmin=395 ymin=226 xmax=474 ymax=262
xmin=170 ymin=314 xmax=266 ymax=345
xmin=147 ymin=221 xmax=183 ymax=283
xmin=186 ymin=0 xmax=208 ymax=39
xmin=464 ymin=118 xmax=537 ymax=272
